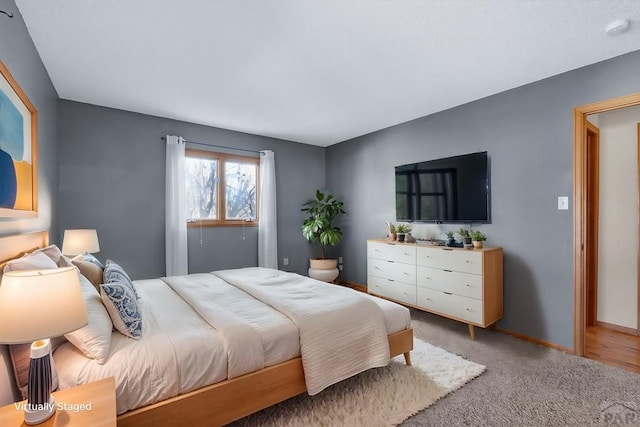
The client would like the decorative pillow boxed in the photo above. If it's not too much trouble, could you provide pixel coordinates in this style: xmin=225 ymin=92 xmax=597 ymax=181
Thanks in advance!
xmin=100 ymin=282 xmax=143 ymax=339
xmin=57 ymin=255 xmax=74 ymax=268
xmin=83 ymin=253 xmax=104 ymax=269
xmin=72 ymin=259 xmax=104 ymax=292
xmin=64 ymin=272 xmax=113 ymax=364
xmin=3 ymin=251 xmax=58 ymax=272
xmin=103 ymin=260 xmax=139 ymax=299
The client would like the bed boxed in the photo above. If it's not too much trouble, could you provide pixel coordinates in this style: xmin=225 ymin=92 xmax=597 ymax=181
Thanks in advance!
xmin=0 ymin=231 xmax=414 ymax=426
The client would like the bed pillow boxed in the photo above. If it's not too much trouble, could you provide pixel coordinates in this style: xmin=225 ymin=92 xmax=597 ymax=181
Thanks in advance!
xmin=100 ymin=282 xmax=143 ymax=339
xmin=103 ymin=260 xmax=139 ymax=299
xmin=83 ymin=253 xmax=104 ymax=269
xmin=3 ymin=251 xmax=58 ymax=272
xmin=64 ymin=272 xmax=113 ymax=364
xmin=31 ymin=244 xmax=64 ymax=265
xmin=72 ymin=259 xmax=104 ymax=292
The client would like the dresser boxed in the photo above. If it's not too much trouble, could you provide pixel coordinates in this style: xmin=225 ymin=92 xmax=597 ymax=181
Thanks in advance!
xmin=367 ymin=238 xmax=503 ymax=339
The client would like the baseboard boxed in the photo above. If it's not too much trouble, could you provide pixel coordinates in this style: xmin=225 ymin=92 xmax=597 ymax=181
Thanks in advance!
xmin=595 ymin=320 xmax=638 ymax=336
xmin=498 ymin=328 xmax=574 ymax=354
xmin=342 ymin=280 xmax=575 ymax=353
xmin=337 ymin=280 xmax=367 ymax=293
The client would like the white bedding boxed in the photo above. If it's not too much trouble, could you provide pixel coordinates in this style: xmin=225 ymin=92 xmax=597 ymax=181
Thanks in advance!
xmin=215 ymin=268 xmax=392 ymax=395
xmin=55 ymin=278 xmax=228 ymax=415
xmin=54 ymin=269 xmax=411 ymax=414
xmin=162 ymin=273 xmax=300 ymax=376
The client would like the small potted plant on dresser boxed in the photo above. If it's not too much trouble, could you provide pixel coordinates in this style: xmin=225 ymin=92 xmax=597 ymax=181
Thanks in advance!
xmin=470 ymin=230 xmax=487 ymax=249
xmin=445 ymin=231 xmax=456 ymax=246
xmin=386 ymin=222 xmax=397 ymax=241
xmin=458 ymin=228 xmax=472 ymax=248
xmin=396 ymin=224 xmax=412 ymax=242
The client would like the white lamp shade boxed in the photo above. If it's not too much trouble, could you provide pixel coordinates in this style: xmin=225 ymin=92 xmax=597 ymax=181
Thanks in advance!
xmin=61 ymin=229 xmax=100 ymax=255
xmin=0 ymin=267 xmax=88 ymax=344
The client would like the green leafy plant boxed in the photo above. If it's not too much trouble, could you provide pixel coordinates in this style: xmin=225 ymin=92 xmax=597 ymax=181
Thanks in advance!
xmin=396 ymin=224 xmax=412 ymax=234
xmin=386 ymin=222 xmax=396 ymax=234
xmin=446 ymin=231 xmax=455 ymax=239
xmin=301 ymin=190 xmax=346 ymax=259
xmin=470 ymin=230 xmax=487 ymax=242
xmin=458 ymin=228 xmax=470 ymax=238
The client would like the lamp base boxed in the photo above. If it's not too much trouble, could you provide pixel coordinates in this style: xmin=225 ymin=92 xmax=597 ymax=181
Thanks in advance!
xmin=24 ymin=394 xmax=56 ymax=425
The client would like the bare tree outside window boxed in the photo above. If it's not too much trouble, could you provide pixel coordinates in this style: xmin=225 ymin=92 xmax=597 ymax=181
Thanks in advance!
xmin=225 ymin=161 xmax=256 ymax=220
xmin=184 ymin=150 xmax=259 ymax=225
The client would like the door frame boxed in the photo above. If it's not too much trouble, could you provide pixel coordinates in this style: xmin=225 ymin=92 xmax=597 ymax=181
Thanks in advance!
xmin=573 ymin=92 xmax=640 ymax=356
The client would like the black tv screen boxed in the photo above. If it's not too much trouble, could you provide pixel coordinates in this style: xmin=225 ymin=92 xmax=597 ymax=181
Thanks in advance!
xmin=395 ymin=151 xmax=489 ymax=223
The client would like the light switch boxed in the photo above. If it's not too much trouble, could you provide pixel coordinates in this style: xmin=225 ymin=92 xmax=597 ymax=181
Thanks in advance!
xmin=558 ymin=196 xmax=569 ymax=210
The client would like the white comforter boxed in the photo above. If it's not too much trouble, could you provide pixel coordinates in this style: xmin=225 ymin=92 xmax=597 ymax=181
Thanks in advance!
xmin=215 ymin=267 xmax=391 ymax=395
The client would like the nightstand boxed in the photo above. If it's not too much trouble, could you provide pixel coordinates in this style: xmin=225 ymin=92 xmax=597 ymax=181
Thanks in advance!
xmin=0 ymin=377 xmax=116 ymax=426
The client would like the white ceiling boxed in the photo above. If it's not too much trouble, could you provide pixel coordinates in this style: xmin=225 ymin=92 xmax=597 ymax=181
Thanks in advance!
xmin=15 ymin=1 xmax=640 ymax=147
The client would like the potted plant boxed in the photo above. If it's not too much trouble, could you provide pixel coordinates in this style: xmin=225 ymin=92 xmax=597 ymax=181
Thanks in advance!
xmin=458 ymin=228 xmax=472 ymax=248
xmin=301 ymin=190 xmax=346 ymax=282
xmin=396 ymin=224 xmax=412 ymax=242
xmin=445 ymin=231 xmax=455 ymax=246
xmin=470 ymin=230 xmax=487 ymax=249
xmin=386 ymin=222 xmax=397 ymax=240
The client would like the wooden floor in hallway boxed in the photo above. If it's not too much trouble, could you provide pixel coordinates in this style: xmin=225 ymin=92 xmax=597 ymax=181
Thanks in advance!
xmin=586 ymin=326 xmax=640 ymax=374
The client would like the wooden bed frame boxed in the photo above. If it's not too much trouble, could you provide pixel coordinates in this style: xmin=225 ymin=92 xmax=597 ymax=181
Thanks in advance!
xmin=0 ymin=231 xmax=414 ymax=426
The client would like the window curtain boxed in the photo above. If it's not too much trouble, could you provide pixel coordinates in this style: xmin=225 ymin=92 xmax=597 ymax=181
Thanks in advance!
xmin=165 ymin=135 xmax=188 ymax=276
xmin=258 ymin=150 xmax=278 ymax=269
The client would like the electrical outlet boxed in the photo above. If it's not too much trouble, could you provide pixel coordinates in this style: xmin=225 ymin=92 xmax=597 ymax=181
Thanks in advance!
xmin=338 ymin=256 xmax=343 ymax=264
xmin=283 ymin=258 xmax=289 ymax=266
xmin=339 ymin=264 xmax=343 ymax=271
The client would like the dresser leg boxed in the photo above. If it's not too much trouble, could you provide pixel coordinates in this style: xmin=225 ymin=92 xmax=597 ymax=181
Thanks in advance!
xmin=467 ymin=324 xmax=475 ymax=340
xmin=403 ymin=352 xmax=412 ymax=366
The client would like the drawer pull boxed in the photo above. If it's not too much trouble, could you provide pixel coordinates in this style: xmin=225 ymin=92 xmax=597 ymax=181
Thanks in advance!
xmin=388 ymin=279 xmax=395 ymax=282
xmin=444 ymin=269 xmax=452 ymax=272
xmin=443 ymin=248 xmax=452 ymax=251
xmin=444 ymin=292 xmax=452 ymax=295
xmin=425 ymin=276 xmax=431 ymax=280
xmin=465 ymin=260 xmax=471 ymax=263
xmin=386 ymin=260 xmax=395 ymax=264
xmin=465 ymin=308 xmax=471 ymax=311
xmin=374 ymin=266 xmax=380 ymax=270
xmin=403 ymin=272 xmax=409 ymax=275
xmin=465 ymin=284 xmax=471 ymax=287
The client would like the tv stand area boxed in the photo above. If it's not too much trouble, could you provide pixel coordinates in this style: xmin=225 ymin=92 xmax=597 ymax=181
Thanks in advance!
xmin=367 ymin=238 xmax=503 ymax=339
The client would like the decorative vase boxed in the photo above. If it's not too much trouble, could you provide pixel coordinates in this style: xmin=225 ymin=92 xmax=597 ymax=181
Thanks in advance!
xmin=397 ymin=233 xmax=406 ymax=242
xmin=472 ymin=240 xmax=483 ymax=249
xmin=308 ymin=258 xmax=339 ymax=282
xmin=390 ymin=233 xmax=397 ymax=241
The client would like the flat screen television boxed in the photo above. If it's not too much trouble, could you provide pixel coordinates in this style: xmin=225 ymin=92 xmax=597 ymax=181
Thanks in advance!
xmin=395 ymin=151 xmax=490 ymax=223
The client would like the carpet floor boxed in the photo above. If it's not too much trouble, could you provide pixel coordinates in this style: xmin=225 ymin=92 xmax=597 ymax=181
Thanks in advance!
xmin=232 ymin=336 xmax=484 ymax=426
xmin=404 ymin=309 xmax=640 ymax=426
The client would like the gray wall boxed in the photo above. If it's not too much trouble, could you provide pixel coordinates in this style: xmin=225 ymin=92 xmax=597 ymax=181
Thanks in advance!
xmin=326 ymin=50 xmax=640 ymax=349
xmin=0 ymin=0 xmax=59 ymax=405
xmin=58 ymin=101 xmax=325 ymax=279
xmin=0 ymin=0 xmax=59 ymax=240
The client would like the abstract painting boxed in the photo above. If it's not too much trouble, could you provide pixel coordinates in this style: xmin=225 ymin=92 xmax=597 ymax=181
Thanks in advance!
xmin=0 ymin=61 xmax=37 ymax=218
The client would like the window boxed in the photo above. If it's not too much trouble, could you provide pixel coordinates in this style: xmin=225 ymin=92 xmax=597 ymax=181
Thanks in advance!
xmin=185 ymin=149 xmax=259 ymax=226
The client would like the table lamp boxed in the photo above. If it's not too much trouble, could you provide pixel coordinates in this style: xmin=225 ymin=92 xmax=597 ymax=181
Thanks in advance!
xmin=61 ymin=229 xmax=100 ymax=256
xmin=0 ymin=267 xmax=88 ymax=425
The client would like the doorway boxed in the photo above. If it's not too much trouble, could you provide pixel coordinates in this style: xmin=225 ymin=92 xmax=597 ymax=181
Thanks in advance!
xmin=573 ymin=93 xmax=640 ymax=373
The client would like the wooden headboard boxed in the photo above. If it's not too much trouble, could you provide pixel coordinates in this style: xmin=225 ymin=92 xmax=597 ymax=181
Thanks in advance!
xmin=0 ymin=230 xmax=49 ymax=406
xmin=0 ymin=230 xmax=49 ymax=266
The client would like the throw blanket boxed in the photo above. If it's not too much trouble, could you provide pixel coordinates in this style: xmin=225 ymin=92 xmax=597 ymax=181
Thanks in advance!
xmin=214 ymin=267 xmax=390 ymax=395
xmin=162 ymin=274 xmax=265 ymax=379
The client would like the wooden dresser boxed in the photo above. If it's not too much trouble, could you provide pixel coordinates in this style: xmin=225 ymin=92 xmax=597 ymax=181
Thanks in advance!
xmin=367 ymin=238 xmax=503 ymax=339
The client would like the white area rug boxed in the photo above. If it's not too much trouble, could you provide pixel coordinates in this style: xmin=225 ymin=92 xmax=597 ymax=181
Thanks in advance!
xmin=232 ymin=338 xmax=485 ymax=426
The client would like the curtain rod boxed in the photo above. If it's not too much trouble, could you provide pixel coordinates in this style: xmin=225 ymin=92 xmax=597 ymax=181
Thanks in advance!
xmin=161 ymin=136 xmax=264 ymax=156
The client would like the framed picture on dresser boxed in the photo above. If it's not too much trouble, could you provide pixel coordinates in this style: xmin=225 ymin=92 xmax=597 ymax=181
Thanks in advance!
xmin=0 ymin=61 xmax=38 ymax=218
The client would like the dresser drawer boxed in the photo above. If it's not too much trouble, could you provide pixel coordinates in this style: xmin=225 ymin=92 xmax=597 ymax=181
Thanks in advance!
xmin=368 ymin=258 xmax=416 ymax=284
xmin=368 ymin=276 xmax=417 ymax=306
xmin=368 ymin=242 xmax=416 ymax=264
xmin=417 ymin=287 xmax=483 ymax=324
xmin=416 ymin=266 xmax=483 ymax=300
xmin=416 ymin=247 xmax=482 ymax=274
